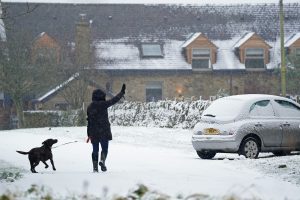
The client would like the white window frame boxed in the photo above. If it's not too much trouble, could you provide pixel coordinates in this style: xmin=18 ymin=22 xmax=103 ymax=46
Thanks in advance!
xmin=141 ymin=44 xmax=163 ymax=57
xmin=245 ymin=48 xmax=264 ymax=59
xmin=192 ymin=48 xmax=211 ymax=69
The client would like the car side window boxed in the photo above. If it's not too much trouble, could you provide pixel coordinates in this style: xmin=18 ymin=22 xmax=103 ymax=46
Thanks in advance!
xmin=274 ymin=100 xmax=300 ymax=117
xmin=249 ymin=100 xmax=275 ymax=117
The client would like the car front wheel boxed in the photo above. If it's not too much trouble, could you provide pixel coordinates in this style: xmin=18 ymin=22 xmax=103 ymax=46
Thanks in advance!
xmin=196 ymin=150 xmax=216 ymax=159
xmin=240 ymin=137 xmax=260 ymax=159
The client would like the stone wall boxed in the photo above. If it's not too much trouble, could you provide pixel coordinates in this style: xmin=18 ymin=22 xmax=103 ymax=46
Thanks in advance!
xmin=106 ymin=70 xmax=279 ymax=101
xmin=0 ymin=107 xmax=10 ymax=130
xmin=37 ymin=70 xmax=279 ymax=110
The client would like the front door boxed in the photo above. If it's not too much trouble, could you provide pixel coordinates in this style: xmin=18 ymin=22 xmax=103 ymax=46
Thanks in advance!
xmin=280 ymin=120 xmax=299 ymax=148
xmin=249 ymin=100 xmax=282 ymax=147
xmin=273 ymin=100 xmax=300 ymax=149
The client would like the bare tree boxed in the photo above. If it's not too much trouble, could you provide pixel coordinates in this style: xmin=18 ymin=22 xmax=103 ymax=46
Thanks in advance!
xmin=55 ymin=18 xmax=96 ymax=111
xmin=0 ymin=33 xmax=61 ymax=128
xmin=0 ymin=0 xmax=38 ymax=27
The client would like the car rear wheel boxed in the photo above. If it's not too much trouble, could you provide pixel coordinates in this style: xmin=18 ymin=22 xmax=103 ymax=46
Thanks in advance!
xmin=272 ymin=151 xmax=291 ymax=156
xmin=240 ymin=137 xmax=260 ymax=159
xmin=196 ymin=150 xmax=216 ymax=159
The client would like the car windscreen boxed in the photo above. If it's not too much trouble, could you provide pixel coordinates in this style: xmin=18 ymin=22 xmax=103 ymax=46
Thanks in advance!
xmin=202 ymin=98 xmax=245 ymax=120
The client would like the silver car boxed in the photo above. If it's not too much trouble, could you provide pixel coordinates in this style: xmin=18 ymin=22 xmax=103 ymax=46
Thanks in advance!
xmin=192 ymin=94 xmax=300 ymax=159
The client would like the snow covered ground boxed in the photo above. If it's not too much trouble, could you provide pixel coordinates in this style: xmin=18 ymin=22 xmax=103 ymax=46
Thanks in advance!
xmin=2 ymin=0 xmax=300 ymax=5
xmin=0 ymin=126 xmax=300 ymax=199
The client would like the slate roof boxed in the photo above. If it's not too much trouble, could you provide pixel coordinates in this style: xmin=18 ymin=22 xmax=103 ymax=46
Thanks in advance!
xmin=1 ymin=2 xmax=300 ymax=72
xmin=2 ymin=3 xmax=300 ymax=42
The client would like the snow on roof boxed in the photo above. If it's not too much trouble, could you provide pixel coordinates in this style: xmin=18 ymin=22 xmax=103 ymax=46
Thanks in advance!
xmin=233 ymin=32 xmax=255 ymax=48
xmin=225 ymin=94 xmax=289 ymax=102
xmin=213 ymin=38 xmax=245 ymax=70
xmin=38 ymin=32 xmax=46 ymax=38
xmin=2 ymin=0 xmax=300 ymax=4
xmin=0 ymin=3 xmax=7 ymax=42
xmin=0 ymin=20 xmax=6 ymax=42
xmin=181 ymin=33 xmax=201 ymax=48
xmin=32 ymin=32 xmax=47 ymax=43
xmin=284 ymin=33 xmax=300 ymax=47
xmin=94 ymin=37 xmax=282 ymax=71
xmin=37 ymin=73 xmax=79 ymax=102
xmin=95 ymin=39 xmax=191 ymax=70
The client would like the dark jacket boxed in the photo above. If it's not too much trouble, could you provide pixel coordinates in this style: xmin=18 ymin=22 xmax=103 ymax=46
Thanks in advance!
xmin=87 ymin=91 xmax=124 ymax=142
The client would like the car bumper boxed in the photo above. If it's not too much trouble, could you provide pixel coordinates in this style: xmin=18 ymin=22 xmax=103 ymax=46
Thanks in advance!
xmin=191 ymin=135 xmax=240 ymax=152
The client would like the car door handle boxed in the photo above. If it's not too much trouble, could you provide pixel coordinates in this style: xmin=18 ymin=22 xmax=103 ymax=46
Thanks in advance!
xmin=255 ymin=123 xmax=262 ymax=127
xmin=282 ymin=123 xmax=290 ymax=127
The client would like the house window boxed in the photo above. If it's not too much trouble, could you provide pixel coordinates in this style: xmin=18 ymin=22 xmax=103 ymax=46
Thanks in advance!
xmin=295 ymin=48 xmax=300 ymax=67
xmin=0 ymin=92 xmax=4 ymax=108
xmin=296 ymin=48 xmax=300 ymax=56
xmin=55 ymin=103 xmax=69 ymax=111
xmin=0 ymin=92 xmax=4 ymax=100
xmin=192 ymin=48 xmax=211 ymax=69
xmin=141 ymin=44 xmax=163 ymax=57
xmin=146 ymin=82 xmax=162 ymax=102
xmin=245 ymin=48 xmax=265 ymax=68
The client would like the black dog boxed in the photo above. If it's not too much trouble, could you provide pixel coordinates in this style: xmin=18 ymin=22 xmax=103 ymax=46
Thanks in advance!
xmin=16 ymin=139 xmax=58 ymax=173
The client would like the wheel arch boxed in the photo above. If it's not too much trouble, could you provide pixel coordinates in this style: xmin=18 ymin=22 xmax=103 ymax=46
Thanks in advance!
xmin=239 ymin=133 xmax=262 ymax=153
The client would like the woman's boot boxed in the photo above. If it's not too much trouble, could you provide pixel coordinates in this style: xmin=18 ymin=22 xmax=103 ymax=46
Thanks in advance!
xmin=99 ymin=152 xmax=107 ymax=172
xmin=92 ymin=153 xmax=98 ymax=172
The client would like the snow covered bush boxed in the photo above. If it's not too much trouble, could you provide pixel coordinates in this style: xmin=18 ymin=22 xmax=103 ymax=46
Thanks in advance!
xmin=23 ymin=100 xmax=210 ymax=129
xmin=109 ymin=100 xmax=210 ymax=129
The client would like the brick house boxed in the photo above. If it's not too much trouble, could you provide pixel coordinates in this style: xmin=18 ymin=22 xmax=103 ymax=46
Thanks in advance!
xmin=2 ymin=1 xmax=300 ymax=110
xmin=285 ymin=33 xmax=300 ymax=67
xmin=31 ymin=32 xmax=61 ymax=64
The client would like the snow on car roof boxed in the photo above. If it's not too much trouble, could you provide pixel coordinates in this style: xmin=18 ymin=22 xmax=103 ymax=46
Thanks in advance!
xmin=3 ymin=0 xmax=300 ymax=4
xmin=223 ymin=94 xmax=290 ymax=102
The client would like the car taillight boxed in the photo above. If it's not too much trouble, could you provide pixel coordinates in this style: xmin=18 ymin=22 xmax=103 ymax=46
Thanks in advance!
xmin=194 ymin=130 xmax=203 ymax=135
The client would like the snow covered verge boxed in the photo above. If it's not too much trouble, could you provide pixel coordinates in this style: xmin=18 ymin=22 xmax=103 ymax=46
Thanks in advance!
xmin=108 ymin=100 xmax=211 ymax=129
xmin=1 ymin=126 xmax=300 ymax=200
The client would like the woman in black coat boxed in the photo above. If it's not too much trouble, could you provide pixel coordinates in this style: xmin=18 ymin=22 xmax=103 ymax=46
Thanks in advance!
xmin=87 ymin=84 xmax=126 ymax=172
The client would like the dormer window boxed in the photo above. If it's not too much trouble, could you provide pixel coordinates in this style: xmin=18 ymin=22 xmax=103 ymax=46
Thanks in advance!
xmin=181 ymin=33 xmax=217 ymax=70
xmin=245 ymin=48 xmax=265 ymax=68
xmin=141 ymin=44 xmax=163 ymax=58
xmin=192 ymin=48 xmax=211 ymax=69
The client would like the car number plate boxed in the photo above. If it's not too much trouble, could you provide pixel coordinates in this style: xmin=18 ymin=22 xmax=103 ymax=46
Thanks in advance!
xmin=204 ymin=128 xmax=220 ymax=135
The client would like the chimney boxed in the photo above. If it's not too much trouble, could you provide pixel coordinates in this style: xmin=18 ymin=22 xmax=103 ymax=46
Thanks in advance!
xmin=75 ymin=13 xmax=91 ymax=68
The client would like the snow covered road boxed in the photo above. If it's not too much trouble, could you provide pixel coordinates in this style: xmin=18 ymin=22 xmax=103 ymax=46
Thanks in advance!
xmin=0 ymin=126 xmax=300 ymax=199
